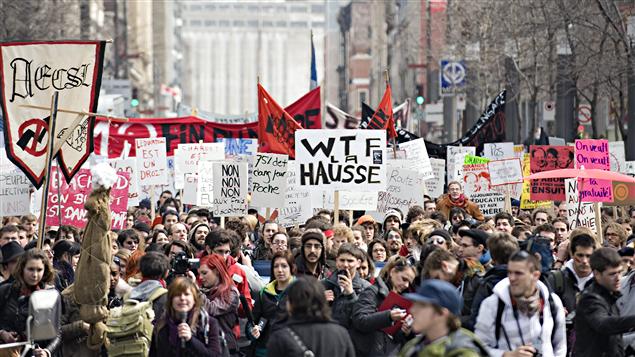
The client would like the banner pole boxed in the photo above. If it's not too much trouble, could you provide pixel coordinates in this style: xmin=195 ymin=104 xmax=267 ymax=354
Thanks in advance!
xmin=150 ymin=189 xmax=156 ymax=223
xmin=265 ymin=207 xmax=271 ymax=221
xmin=334 ymin=191 xmax=340 ymax=225
xmin=505 ymin=185 xmax=512 ymax=214
xmin=221 ymin=216 xmax=225 ymax=229
xmin=37 ymin=92 xmax=60 ymax=249
xmin=594 ymin=202 xmax=603 ymax=245
xmin=349 ymin=210 xmax=353 ymax=228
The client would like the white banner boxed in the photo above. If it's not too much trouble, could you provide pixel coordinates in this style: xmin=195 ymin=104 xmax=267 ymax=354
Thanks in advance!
xmin=0 ymin=170 xmax=31 ymax=216
xmin=323 ymin=190 xmax=378 ymax=211
xmin=135 ymin=138 xmax=168 ymax=186
xmin=212 ymin=161 xmax=248 ymax=217
xmin=0 ymin=41 xmax=106 ymax=188
xmin=295 ymin=129 xmax=387 ymax=191
xmin=251 ymin=153 xmax=288 ymax=208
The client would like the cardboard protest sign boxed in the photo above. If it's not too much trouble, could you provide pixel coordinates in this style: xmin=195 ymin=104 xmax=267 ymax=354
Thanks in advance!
xmin=323 ymin=190 xmax=378 ymax=211
xmin=175 ymin=143 xmax=225 ymax=174
xmin=627 ymin=162 xmax=635 ymax=175
xmin=218 ymin=138 xmax=258 ymax=158
xmin=425 ymin=158 xmax=446 ymax=199
xmin=574 ymin=139 xmax=612 ymax=202
xmin=447 ymin=146 xmax=475 ymax=182
xmin=108 ymin=158 xmax=140 ymax=206
xmin=609 ymin=141 xmax=626 ymax=173
xmin=565 ymin=178 xmax=597 ymax=231
xmin=483 ymin=142 xmax=514 ymax=161
xmin=212 ymin=161 xmax=248 ymax=217
xmin=520 ymin=154 xmax=551 ymax=209
xmin=548 ymin=137 xmax=566 ymax=146
xmin=0 ymin=41 xmax=106 ymax=188
xmin=463 ymin=162 xmax=505 ymax=216
xmin=514 ymin=145 xmax=525 ymax=159
xmin=196 ymin=161 xmax=214 ymax=207
xmin=295 ymin=129 xmax=387 ymax=191
xmin=605 ymin=181 xmax=635 ymax=206
xmin=377 ymin=162 xmax=426 ymax=213
xmin=135 ymin=138 xmax=168 ymax=186
xmin=398 ymin=138 xmax=433 ymax=179
xmin=488 ymin=159 xmax=523 ymax=186
xmin=464 ymin=155 xmax=489 ymax=165
xmin=251 ymin=153 xmax=288 ymax=208
xmin=279 ymin=161 xmax=314 ymax=227
xmin=45 ymin=167 xmax=130 ymax=230
xmin=529 ymin=145 xmax=574 ymax=201
xmin=0 ymin=170 xmax=31 ymax=216
xmin=182 ymin=174 xmax=198 ymax=205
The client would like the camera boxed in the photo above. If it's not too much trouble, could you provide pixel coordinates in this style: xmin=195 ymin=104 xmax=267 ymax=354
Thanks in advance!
xmin=171 ymin=251 xmax=200 ymax=275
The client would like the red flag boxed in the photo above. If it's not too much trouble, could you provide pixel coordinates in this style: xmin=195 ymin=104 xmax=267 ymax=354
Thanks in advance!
xmin=366 ymin=84 xmax=397 ymax=138
xmin=258 ymin=84 xmax=303 ymax=158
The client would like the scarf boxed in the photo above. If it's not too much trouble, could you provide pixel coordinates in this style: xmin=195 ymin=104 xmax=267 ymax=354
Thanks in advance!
xmin=449 ymin=194 xmax=468 ymax=208
xmin=513 ymin=288 xmax=542 ymax=316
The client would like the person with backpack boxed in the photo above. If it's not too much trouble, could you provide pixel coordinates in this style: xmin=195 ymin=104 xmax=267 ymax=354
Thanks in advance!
xmin=248 ymin=251 xmax=296 ymax=357
xmin=575 ymin=248 xmax=635 ymax=357
xmin=398 ymin=279 xmax=489 ymax=357
xmin=475 ymin=251 xmax=566 ymax=357
xmin=106 ymin=252 xmax=169 ymax=357
xmin=149 ymin=277 xmax=224 ymax=356
xmin=266 ymin=276 xmax=355 ymax=357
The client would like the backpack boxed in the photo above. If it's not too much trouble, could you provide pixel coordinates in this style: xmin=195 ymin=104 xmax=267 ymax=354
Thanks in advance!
xmin=106 ymin=287 xmax=167 ymax=357
xmin=493 ymin=291 xmax=559 ymax=350
xmin=550 ymin=270 xmax=565 ymax=296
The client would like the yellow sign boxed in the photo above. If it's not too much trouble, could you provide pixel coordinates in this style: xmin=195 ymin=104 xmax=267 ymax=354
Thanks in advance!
xmin=520 ymin=154 xmax=552 ymax=209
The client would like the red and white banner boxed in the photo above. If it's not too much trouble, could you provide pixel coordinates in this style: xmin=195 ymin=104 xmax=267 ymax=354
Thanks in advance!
xmin=0 ymin=41 xmax=106 ymax=188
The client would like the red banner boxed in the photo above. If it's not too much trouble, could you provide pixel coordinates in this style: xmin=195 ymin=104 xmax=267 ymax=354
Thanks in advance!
xmin=529 ymin=145 xmax=574 ymax=201
xmin=285 ymin=86 xmax=321 ymax=129
xmin=94 ymin=116 xmax=258 ymax=158
xmin=257 ymin=84 xmax=303 ymax=158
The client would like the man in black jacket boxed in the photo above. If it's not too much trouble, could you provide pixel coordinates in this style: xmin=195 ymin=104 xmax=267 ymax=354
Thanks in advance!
xmin=574 ymin=248 xmax=635 ymax=357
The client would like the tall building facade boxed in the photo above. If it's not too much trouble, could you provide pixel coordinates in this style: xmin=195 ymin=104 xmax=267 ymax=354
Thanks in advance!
xmin=181 ymin=1 xmax=326 ymax=115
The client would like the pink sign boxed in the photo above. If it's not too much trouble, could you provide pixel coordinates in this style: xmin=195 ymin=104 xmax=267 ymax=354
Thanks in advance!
xmin=46 ymin=168 xmax=130 ymax=230
xmin=575 ymin=139 xmax=612 ymax=202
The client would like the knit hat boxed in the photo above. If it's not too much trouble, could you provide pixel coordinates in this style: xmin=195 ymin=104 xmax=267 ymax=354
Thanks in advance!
xmin=0 ymin=241 xmax=24 ymax=264
xmin=301 ymin=231 xmax=325 ymax=247
xmin=357 ymin=215 xmax=376 ymax=226
xmin=383 ymin=209 xmax=403 ymax=228
xmin=426 ymin=229 xmax=453 ymax=244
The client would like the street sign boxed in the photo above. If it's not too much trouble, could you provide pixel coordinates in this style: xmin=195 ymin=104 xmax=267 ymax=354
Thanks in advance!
xmin=440 ymin=60 xmax=466 ymax=97
xmin=578 ymin=102 xmax=592 ymax=125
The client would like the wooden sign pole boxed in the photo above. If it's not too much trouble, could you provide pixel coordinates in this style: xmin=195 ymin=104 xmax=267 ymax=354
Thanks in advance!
xmin=334 ymin=191 xmax=340 ymax=225
xmin=594 ymin=202 xmax=603 ymax=245
xmin=37 ymin=92 xmax=60 ymax=249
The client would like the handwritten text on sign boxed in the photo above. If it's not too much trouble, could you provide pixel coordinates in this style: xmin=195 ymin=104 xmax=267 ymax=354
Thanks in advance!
xmin=251 ymin=153 xmax=288 ymax=208
xmin=399 ymin=138 xmax=433 ymax=179
xmin=135 ymin=138 xmax=168 ymax=186
xmin=45 ymin=168 xmax=130 ymax=230
xmin=575 ymin=139 xmax=612 ymax=202
xmin=488 ymin=159 xmax=523 ymax=186
xmin=565 ymin=178 xmax=597 ymax=231
xmin=212 ymin=162 xmax=248 ymax=217
xmin=279 ymin=161 xmax=313 ymax=227
xmin=295 ymin=129 xmax=386 ymax=191
xmin=197 ymin=161 xmax=214 ymax=207
xmin=425 ymin=158 xmax=445 ymax=199
xmin=377 ymin=163 xmax=425 ymax=213
xmin=0 ymin=171 xmax=30 ymax=216
xmin=108 ymin=158 xmax=140 ymax=206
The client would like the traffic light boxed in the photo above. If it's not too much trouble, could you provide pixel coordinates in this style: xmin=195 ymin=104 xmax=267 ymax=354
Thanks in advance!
xmin=415 ymin=84 xmax=425 ymax=105
xmin=130 ymin=88 xmax=139 ymax=108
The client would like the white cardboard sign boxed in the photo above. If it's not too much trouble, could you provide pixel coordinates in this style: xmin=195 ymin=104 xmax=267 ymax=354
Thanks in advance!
xmin=279 ymin=161 xmax=314 ymax=227
xmin=488 ymin=158 xmax=523 ymax=186
xmin=483 ymin=142 xmax=515 ymax=161
xmin=377 ymin=162 xmax=426 ymax=213
xmin=565 ymin=178 xmax=597 ymax=230
xmin=212 ymin=161 xmax=248 ymax=217
xmin=425 ymin=158 xmax=446 ymax=199
xmin=135 ymin=138 xmax=168 ymax=186
xmin=399 ymin=138 xmax=433 ymax=179
xmin=251 ymin=153 xmax=288 ymax=208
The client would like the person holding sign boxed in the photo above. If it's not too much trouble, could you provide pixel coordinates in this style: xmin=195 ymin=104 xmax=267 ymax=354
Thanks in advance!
xmin=437 ymin=181 xmax=485 ymax=222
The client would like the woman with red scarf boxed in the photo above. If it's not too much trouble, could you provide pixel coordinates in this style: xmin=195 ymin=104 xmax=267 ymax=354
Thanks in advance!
xmin=0 ymin=249 xmax=60 ymax=357
xmin=197 ymin=254 xmax=240 ymax=356
xmin=436 ymin=181 xmax=484 ymax=221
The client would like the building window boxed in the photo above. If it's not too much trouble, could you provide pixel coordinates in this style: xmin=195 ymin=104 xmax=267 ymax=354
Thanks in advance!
xmin=290 ymin=5 xmax=307 ymax=13
xmin=248 ymin=5 xmax=259 ymax=12
xmin=219 ymin=4 xmax=230 ymax=10
xmin=219 ymin=20 xmax=230 ymax=27
xmin=204 ymin=4 xmax=215 ymax=10
xmin=276 ymin=20 xmax=287 ymax=27
xmin=205 ymin=20 xmax=216 ymax=27
xmin=311 ymin=4 xmax=325 ymax=13
xmin=190 ymin=4 xmax=202 ymax=11
xmin=290 ymin=21 xmax=307 ymax=28
xmin=263 ymin=20 xmax=274 ymax=27
xmin=311 ymin=21 xmax=325 ymax=28
xmin=359 ymin=91 xmax=367 ymax=107
xmin=248 ymin=20 xmax=259 ymax=27
xmin=233 ymin=20 xmax=244 ymax=27
xmin=191 ymin=20 xmax=202 ymax=27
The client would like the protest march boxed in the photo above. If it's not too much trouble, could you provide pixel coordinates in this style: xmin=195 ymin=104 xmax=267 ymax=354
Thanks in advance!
xmin=2 ymin=17 xmax=635 ymax=357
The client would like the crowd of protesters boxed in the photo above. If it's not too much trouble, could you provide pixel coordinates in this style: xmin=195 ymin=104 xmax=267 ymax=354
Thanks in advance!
xmin=1 ymin=181 xmax=635 ymax=357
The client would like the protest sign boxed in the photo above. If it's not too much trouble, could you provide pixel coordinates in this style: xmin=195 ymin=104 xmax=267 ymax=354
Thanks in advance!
xmin=605 ymin=181 xmax=635 ymax=206
xmin=627 ymin=162 xmax=635 ymax=175
xmin=565 ymin=178 xmax=597 ymax=231
xmin=463 ymin=162 xmax=505 ymax=216
xmin=520 ymin=154 xmax=551 ymax=209
xmin=548 ymin=137 xmax=566 ymax=146
xmin=279 ymin=161 xmax=314 ymax=227
xmin=575 ymin=139 xmax=612 ymax=202
xmin=464 ymin=155 xmax=489 ymax=165
xmin=529 ymin=145 xmax=573 ymax=201
xmin=483 ymin=142 xmax=514 ymax=161
xmin=488 ymin=159 xmax=523 ymax=186
xmin=182 ymin=174 xmax=198 ymax=205
xmin=197 ymin=161 xmax=214 ymax=207
xmin=399 ymin=138 xmax=433 ymax=179
xmin=108 ymin=158 xmax=140 ymax=206
xmin=377 ymin=163 xmax=426 ymax=213
xmin=135 ymin=138 xmax=168 ymax=186
xmin=447 ymin=146 xmax=475 ymax=182
xmin=609 ymin=141 xmax=626 ymax=173
xmin=212 ymin=161 xmax=248 ymax=217
xmin=0 ymin=170 xmax=31 ymax=216
xmin=514 ymin=145 xmax=525 ymax=158
xmin=175 ymin=143 xmax=225 ymax=174
xmin=323 ymin=190 xmax=378 ymax=211
xmin=45 ymin=167 xmax=130 ymax=230
xmin=0 ymin=41 xmax=106 ymax=187
xmin=251 ymin=153 xmax=288 ymax=208
xmin=295 ymin=129 xmax=387 ymax=191
xmin=425 ymin=158 xmax=446 ymax=199
xmin=218 ymin=138 xmax=258 ymax=158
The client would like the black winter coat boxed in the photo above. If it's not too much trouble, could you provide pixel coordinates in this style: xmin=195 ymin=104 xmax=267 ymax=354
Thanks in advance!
xmin=546 ymin=267 xmax=592 ymax=314
xmin=350 ymin=277 xmax=409 ymax=357
xmin=468 ymin=264 xmax=507 ymax=330
xmin=250 ymin=280 xmax=290 ymax=351
xmin=322 ymin=272 xmax=370 ymax=328
xmin=266 ymin=317 xmax=355 ymax=357
xmin=574 ymin=281 xmax=635 ymax=357
xmin=149 ymin=309 xmax=223 ymax=357
xmin=0 ymin=282 xmax=61 ymax=357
